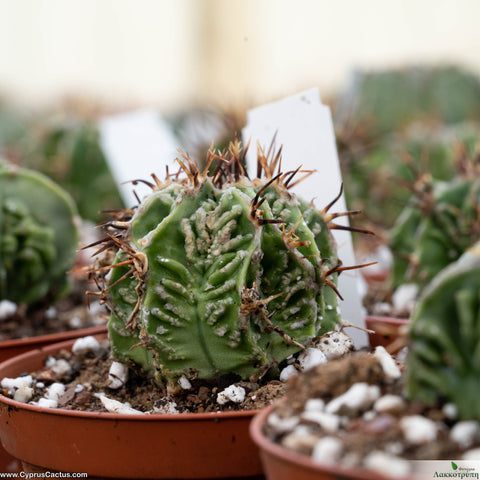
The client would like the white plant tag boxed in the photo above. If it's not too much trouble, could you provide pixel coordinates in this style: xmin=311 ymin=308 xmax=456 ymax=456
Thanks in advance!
xmin=242 ymin=88 xmax=367 ymax=347
xmin=99 ymin=109 xmax=180 ymax=208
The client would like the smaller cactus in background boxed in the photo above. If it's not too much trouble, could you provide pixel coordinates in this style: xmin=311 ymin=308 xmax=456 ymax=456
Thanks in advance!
xmin=21 ymin=119 xmax=124 ymax=223
xmin=389 ymin=148 xmax=480 ymax=290
xmin=0 ymin=160 xmax=79 ymax=305
xmin=408 ymin=240 xmax=480 ymax=421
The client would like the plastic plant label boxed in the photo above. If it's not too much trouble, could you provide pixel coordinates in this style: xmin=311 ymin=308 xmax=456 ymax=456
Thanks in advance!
xmin=242 ymin=88 xmax=367 ymax=347
xmin=99 ymin=109 xmax=179 ymax=208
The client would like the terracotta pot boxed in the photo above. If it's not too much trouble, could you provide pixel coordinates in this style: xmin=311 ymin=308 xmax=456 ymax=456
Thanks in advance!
xmin=250 ymin=404 xmax=410 ymax=480
xmin=0 ymin=325 xmax=108 ymax=474
xmin=365 ymin=315 xmax=409 ymax=354
xmin=0 ymin=325 xmax=107 ymax=363
xmin=0 ymin=336 xmax=264 ymax=479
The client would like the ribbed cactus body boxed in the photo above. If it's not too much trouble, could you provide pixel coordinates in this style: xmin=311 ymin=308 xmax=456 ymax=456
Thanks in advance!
xmin=408 ymin=242 xmax=480 ymax=421
xmin=390 ymin=175 xmax=480 ymax=289
xmin=0 ymin=162 xmax=79 ymax=304
xmin=106 ymin=170 xmax=341 ymax=385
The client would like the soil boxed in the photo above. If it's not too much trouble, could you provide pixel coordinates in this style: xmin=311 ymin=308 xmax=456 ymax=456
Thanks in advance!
xmin=17 ymin=338 xmax=288 ymax=413
xmin=263 ymin=350 xmax=480 ymax=472
xmin=0 ymin=278 xmax=107 ymax=341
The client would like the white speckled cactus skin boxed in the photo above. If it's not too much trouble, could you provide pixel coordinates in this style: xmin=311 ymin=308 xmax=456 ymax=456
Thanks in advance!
xmin=91 ymin=143 xmax=367 ymax=388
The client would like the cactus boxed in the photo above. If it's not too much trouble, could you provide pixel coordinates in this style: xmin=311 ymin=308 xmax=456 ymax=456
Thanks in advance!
xmin=21 ymin=119 xmax=123 ymax=222
xmin=0 ymin=160 xmax=79 ymax=305
xmin=407 ymin=241 xmax=480 ymax=421
xmin=389 ymin=150 xmax=480 ymax=290
xmin=91 ymin=142 xmax=369 ymax=389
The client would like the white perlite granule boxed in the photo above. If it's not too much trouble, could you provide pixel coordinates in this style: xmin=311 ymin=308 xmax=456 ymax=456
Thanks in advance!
xmin=279 ymin=365 xmax=297 ymax=382
xmin=216 ymin=385 xmax=246 ymax=405
xmin=374 ymin=346 xmax=401 ymax=379
xmin=0 ymin=300 xmax=17 ymax=320
xmin=13 ymin=386 xmax=33 ymax=403
xmin=108 ymin=361 xmax=129 ymax=389
xmin=311 ymin=437 xmax=343 ymax=464
xmin=326 ymin=383 xmax=380 ymax=414
xmin=450 ymin=421 xmax=480 ymax=449
xmin=363 ymin=451 xmax=411 ymax=477
xmin=178 ymin=376 xmax=192 ymax=390
xmin=1 ymin=375 xmax=33 ymax=391
xmin=298 ymin=348 xmax=327 ymax=371
xmin=400 ymin=415 xmax=438 ymax=444
xmin=72 ymin=336 xmax=103 ymax=356
xmin=97 ymin=394 xmax=144 ymax=415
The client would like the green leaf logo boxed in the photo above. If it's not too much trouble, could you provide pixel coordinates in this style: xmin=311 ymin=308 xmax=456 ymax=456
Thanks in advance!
xmin=452 ymin=462 xmax=458 ymax=470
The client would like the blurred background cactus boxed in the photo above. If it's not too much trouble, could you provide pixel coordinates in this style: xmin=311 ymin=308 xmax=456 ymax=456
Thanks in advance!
xmin=0 ymin=160 xmax=80 ymax=306
xmin=335 ymin=66 xmax=480 ymax=233
xmin=389 ymin=148 xmax=480 ymax=292
xmin=91 ymin=143 xmax=366 ymax=389
xmin=408 ymin=241 xmax=480 ymax=421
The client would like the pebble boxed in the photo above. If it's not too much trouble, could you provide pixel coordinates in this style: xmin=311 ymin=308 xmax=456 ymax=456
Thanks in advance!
xmin=279 ymin=365 xmax=297 ymax=382
xmin=45 ymin=383 xmax=66 ymax=402
xmin=97 ymin=394 xmax=144 ymax=414
xmin=311 ymin=437 xmax=343 ymax=464
xmin=1 ymin=375 xmax=33 ymax=391
xmin=304 ymin=398 xmax=325 ymax=412
xmin=298 ymin=348 xmax=327 ymax=371
xmin=152 ymin=399 xmax=179 ymax=414
xmin=443 ymin=403 xmax=458 ymax=420
xmin=216 ymin=385 xmax=246 ymax=405
xmin=450 ymin=421 xmax=480 ymax=449
xmin=301 ymin=410 xmax=340 ymax=432
xmin=267 ymin=412 xmax=299 ymax=434
xmin=317 ymin=331 xmax=354 ymax=360
xmin=13 ymin=386 xmax=33 ymax=403
xmin=374 ymin=394 xmax=405 ymax=414
xmin=72 ymin=336 xmax=103 ymax=356
xmin=50 ymin=359 xmax=72 ymax=376
xmin=0 ymin=300 xmax=17 ymax=320
xmin=281 ymin=431 xmax=318 ymax=452
xmin=37 ymin=398 xmax=58 ymax=409
xmin=392 ymin=283 xmax=418 ymax=314
xmin=178 ymin=376 xmax=192 ymax=390
xmin=326 ymin=383 xmax=380 ymax=414
xmin=463 ymin=448 xmax=480 ymax=460
xmin=363 ymin=451 xmax=411 ymax=477
xmin=400 ymin=415 xmax=438 ymax=444
xmin=108 ymin=361 xmax=129 ymax=389
xmin=374 ymin=346 xmax=401 ymax=379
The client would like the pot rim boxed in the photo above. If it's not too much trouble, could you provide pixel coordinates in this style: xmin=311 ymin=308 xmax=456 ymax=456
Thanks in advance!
xmin=365 ymin=315 xmax=410 ymax=325
xmin=0 ymin=334 xmax=259 ymax=422
xmin=0 ymin=324 xmax=108 ymax=350
xmin=250 ymin=403 xmax=407 ymax=480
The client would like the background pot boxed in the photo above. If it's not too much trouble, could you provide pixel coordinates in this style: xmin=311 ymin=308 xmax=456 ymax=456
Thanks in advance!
xmin=250 ymin=404 xmax=411 ymax=480
xmin=365 ymin=315 xmax=409 ymax=354
xmin=0 ymin=336 xmax=264 ymax=479
xmin=0 ymin=325 xmax=107 ymax=474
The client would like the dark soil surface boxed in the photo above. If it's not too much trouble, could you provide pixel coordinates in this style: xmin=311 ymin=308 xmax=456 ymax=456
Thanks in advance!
xmin=19 ymin=338 xmax=288 ymax=413
xmin=0 ymin=278 xmax=107 ymax=341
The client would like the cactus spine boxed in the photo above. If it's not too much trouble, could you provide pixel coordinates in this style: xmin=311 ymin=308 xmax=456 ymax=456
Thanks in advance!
xmin=408 ymin=241 xmax=480 ymax=421
xmin=0 ymin=161 xmax=79 ymax=305
xmin=92 ymin=142 xmax=367 ymax=388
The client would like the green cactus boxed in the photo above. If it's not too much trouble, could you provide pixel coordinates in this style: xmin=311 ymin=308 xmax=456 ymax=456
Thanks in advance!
xmin=92 ymin=144 xmax=365 ymax=389
xmin=0 ymin=160 xmax=79 ymax=305
xmin=21 ymin=119 xmax=124 ymax=223
xmin=389 ymin=153 xmax=480 ymax=290
xmin=407 ymin=241 xmax=480 ymax=421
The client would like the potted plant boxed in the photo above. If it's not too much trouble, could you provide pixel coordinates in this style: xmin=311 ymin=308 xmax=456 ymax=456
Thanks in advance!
xmin=0 ymin=141 xmax=372 ymax=478
xmin=250 ymin=240 xmax=480 ymax=479
xmin=0 ymin=160 xmax=108 ymax=471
